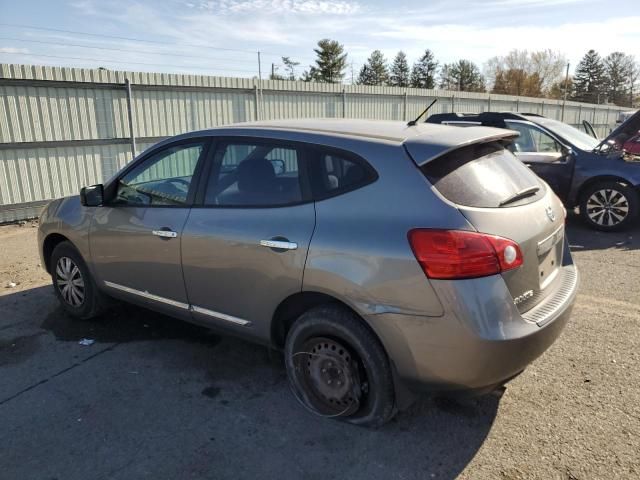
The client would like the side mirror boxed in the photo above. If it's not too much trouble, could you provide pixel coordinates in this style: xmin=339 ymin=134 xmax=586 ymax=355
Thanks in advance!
xmin=80 ymin=184 xmax=104 ymax=207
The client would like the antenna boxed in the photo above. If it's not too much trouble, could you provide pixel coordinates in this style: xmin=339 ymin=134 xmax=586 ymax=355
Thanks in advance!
xmin=407 ymin=99 xmax=438 ymax=126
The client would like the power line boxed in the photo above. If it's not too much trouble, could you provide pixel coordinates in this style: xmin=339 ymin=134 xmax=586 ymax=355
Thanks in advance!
xmin=0 ymin=51 xmax=257 ymax=73
xmin=0 ymin=36 xmax=259 ymax=65
xmin=0 ymin=22 xmax=367 ymax=71
xmin=0 ymin=23 xmax=257 ymax=54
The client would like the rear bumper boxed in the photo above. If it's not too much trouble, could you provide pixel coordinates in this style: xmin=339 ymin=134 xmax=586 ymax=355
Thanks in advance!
xmin=366 ymin=264 xmax=578 ymax=393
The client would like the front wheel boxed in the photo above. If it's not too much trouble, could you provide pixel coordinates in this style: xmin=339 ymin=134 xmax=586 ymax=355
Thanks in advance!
xmin=579 ymin=181 xmax=639 ymax=231
xmin=284 ymin=304 xmax=396 ymax=427
xmin=50 ymin=241 xmax=105 ymax=319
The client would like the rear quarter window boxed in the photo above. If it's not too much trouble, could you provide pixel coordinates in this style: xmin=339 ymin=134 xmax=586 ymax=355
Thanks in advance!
xmin=421 ymin=141 xmax=545 ymax=208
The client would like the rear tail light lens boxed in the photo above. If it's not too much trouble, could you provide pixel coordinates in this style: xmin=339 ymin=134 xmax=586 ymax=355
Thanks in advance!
xmin=408 ymin=229 xmax=523 ymax=279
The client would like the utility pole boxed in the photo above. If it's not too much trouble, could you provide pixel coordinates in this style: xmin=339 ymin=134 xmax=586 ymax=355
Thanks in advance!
xmin=271 ymin=63 xmax=275 ymax=79
xmin=561 ymin=62 xmax=570 ymax=122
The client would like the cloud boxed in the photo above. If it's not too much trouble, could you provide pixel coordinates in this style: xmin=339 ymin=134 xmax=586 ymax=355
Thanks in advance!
xmin=194 ymin=0 xmax=361 ymax=15
xmin=0 ymin=47 xmax=29 ymax=54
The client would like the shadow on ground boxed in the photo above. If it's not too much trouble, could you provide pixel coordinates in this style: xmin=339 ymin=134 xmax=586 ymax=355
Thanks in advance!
xmin=565 ymin=211 xmax=640 ymax=252
xmin=0 ymin=285 xmax=500 ymax=479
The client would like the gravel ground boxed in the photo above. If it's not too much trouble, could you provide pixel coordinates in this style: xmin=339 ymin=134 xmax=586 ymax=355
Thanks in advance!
xmin=0 ymin=214 xmax=638 ymax=480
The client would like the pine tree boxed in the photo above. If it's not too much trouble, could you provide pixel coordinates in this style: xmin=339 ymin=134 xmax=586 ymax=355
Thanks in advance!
xmin=410 ymin=49 xmax=438 ymax=89
xmin=572 ymin=50 xmax=607 ymax=104
xmin=389 ymin=51 xmax=410 ymax=87
xmin=440 ymin=60 xmax=485 ymax=92
xmin=357 ymin=50 xmax=389 ymax=86
xmin=302 ymin=39 xmax=348 ymax=83
xmin=604 ymin=52 xmax=632 ymax=106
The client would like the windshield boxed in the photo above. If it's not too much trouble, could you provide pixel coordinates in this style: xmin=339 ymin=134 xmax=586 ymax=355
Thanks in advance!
xmin=533 ymin=118 xmax=600 ymax=151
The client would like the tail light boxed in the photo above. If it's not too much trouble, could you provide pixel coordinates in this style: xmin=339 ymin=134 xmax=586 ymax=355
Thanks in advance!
xmin=408 ymin=229 xmax=523 ymax=280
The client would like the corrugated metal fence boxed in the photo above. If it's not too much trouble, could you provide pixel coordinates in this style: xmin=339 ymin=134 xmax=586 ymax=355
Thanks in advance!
xmin=0 ymin=63 xmax=627 ymax=222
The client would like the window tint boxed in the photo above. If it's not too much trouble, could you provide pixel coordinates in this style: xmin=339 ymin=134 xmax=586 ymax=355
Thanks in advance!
xmin=309 ymin=152 xmax=374 ymax=198
xmin=115 ymin=142 xmax=204 ymax=206
xmin=505 ymin=121 xmax=561 ymax=153
xmin=421 ymin=141 xmax=544 ymax=208
xmin=205 ymin=142 xmax=302 ymax=207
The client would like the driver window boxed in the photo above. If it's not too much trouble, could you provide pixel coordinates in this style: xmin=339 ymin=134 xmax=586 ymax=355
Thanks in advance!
xmin=115 ymin=142 xmax=205 ymax=206
xmin=505 ymin=121 xmax=562 ymax=155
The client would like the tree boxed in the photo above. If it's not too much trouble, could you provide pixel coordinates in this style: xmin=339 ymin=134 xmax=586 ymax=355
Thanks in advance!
xmin=484 ymin=49 xmax=565 ymax=97
xmin=629 ymin=60 xmax=640 ymax=107
xmin=389 ymin=51 xmax=410 ymax=87
xmin=548 ymin=77 xmax=574 ymax=100
xmin=357 ymin=50 xmax=389 ymax=86
xmin=572 ymin=50 xmax=607 ymax=104
xmin=440 ymin=60 xmax=485 ymax=92
xmin=410 ymin=49 xmax=438 ymax=89
xmin=604 ymin=52 xmax=629 ymax=106
xmin=302 ymin=39 xmax=347 ymax=83
xmin=282 ymin=56 xmax=300 ymax=81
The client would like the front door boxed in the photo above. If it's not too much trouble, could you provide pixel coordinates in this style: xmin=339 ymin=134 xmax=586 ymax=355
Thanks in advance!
xmin=505 ymin=120 xmax=575 ymax=201
xmin=181 ymin=138 xmax=316 ymax=340
xmin=90 ymin=139 xmax=209 ymax=317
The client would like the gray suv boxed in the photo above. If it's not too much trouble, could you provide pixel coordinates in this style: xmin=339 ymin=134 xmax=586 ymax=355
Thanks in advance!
xmin=38 ymin=119 xmax=578 ymax=426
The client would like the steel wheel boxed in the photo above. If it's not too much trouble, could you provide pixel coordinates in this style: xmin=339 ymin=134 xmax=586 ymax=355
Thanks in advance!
xmin=586 ymin=188 xmax=629 ymax=227
xmin=292 ymin=336 xmax=366 ymax=417
xmin=55 ymin=256 xmax=85 ymax=307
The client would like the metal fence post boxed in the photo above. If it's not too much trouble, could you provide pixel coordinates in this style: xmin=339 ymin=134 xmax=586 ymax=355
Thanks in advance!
xmin=342 ymin=88 xmax=346 ymax=118
xmin=451 ymin=95 xmax=455 ymax=112
xmin=254 ymin=85 xmax=260 ymax=121
xmin=487 ymin=95 xmax=491 ymax=112
xmin=578 ymin=104 xmax=582 ymax=122
xmin=541 ymin=101 xmax=545 ymax=116
xmin=124 ymin=78 xmax=136 ymax=157
xmin=515 ymin=98 xmax=520 ymax=112
xmin=403 ymin=91 xmax=408 ymax=120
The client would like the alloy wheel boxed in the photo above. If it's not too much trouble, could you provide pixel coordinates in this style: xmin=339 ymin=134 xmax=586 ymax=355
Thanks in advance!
xmin=586 ymin=188 xmax=629 ymax=227
xmin=55 ymin=256 xmax=85 ymax=307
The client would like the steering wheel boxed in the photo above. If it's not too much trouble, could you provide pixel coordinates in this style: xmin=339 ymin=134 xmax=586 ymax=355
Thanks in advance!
xmin=162 ymin=178 xmax=190 ymax=192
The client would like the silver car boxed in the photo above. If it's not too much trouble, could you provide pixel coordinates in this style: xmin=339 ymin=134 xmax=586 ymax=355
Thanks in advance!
xmin=38 ymin=119 xmax=578 ymax=426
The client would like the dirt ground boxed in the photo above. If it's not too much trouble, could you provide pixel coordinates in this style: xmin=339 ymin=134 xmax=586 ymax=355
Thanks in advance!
xmin=0 ymin=215 xmax=639 ymax=480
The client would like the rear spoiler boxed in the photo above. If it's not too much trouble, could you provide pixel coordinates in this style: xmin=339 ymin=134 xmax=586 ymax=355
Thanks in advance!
xmin=403 ymin=126 xmax=519 ymax=167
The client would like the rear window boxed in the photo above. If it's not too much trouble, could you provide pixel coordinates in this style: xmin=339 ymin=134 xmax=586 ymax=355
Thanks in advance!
xmin=421 ymin=141 xmax=544 ymax=208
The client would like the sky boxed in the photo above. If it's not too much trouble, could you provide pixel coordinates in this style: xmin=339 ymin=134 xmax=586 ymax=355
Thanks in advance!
xmin=0 ymin=0 xmax=638 ymax=81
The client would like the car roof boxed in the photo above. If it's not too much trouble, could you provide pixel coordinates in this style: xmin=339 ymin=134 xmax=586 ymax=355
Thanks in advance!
xmin=158 ymin=119 xmax=517 ymax=167
xmin=230 ymin=119 xmax=517 ymax=165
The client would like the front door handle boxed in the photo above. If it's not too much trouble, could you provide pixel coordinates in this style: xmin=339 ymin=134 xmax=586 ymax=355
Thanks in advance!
xmin=152 ymin=228 xmax=178 ymax=239
xmin=260 ymin=239 xmax=298 ymax=250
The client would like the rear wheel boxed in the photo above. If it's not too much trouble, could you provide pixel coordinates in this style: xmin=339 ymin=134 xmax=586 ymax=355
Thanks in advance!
xmin=579 ymin=181 xmax=638 ymax=231
xmin=284 ymin=304 xmax=395 ymax=427
xmin=50 ymin=241 xmax=105 ymax=319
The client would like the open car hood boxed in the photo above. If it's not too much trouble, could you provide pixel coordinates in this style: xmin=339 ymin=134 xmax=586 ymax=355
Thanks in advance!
xmin=597 ymin=110 xmax=640 ymax=152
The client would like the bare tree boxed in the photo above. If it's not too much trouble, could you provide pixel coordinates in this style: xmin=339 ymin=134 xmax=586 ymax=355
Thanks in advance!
xmin=485 ymin=49 xmax=566 ymax=97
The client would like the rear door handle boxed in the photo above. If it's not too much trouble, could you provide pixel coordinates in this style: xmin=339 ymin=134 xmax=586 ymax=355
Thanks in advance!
xmin=260 ymin=239 xmax=298 ymax=250
xmin=152 ymin=228 xmax=178 ymax=239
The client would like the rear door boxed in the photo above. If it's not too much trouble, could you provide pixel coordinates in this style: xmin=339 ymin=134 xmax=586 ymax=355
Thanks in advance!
xmin=504 ymin=119 xmax=574 ymax=201
xmin=181 ymin=138 xmax=315 ymax=340
xmin=418 ymin=141 xmax=567 ymax=313
xmin=90 ymin=139 xmax=209 ymax=317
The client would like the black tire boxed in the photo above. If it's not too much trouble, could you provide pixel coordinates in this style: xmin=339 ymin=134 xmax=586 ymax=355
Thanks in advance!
xmin=579 ymin=181 xmax=639 ymax=231
xmin=50 ymin=241 xmax=105 ymax=320
xmin=284 ymin=304 xmax=396 ymax=427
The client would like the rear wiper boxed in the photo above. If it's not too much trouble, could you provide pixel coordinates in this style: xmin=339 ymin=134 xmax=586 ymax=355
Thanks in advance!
xmin=499 ymin=186 xmax=540 ymax=207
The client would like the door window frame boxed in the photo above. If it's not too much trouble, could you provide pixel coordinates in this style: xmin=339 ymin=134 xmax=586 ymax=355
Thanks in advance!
xmin=193 ymin=136 xmax=379 ymax=208
xmin=505 ymin=119 xmax=566 ymax=162
xmin=103 ymin=137 xmax=213 ymax=208
xmin=194 ymin=136 xmax=316 ymax=209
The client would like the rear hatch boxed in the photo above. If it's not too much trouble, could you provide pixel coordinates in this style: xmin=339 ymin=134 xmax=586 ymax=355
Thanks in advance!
xmin=407 ymin=138 xmax=566 ymax=313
